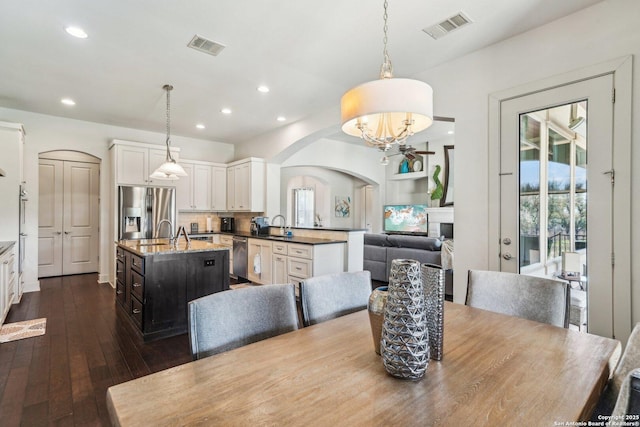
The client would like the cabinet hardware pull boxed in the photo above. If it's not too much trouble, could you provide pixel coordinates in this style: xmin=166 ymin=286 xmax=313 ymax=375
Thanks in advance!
xmin=132 ymin=308 xmax=142 ymax=314
xmin=133 ymin=283 xmax=142 ymax=287
xmin=296 ymin=267 xmax=302 ymax=271
xmin=116 ymin=290 xmax=123 ymax=294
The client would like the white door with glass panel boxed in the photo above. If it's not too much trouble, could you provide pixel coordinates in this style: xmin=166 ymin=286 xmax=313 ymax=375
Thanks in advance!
xmin=498 ymin=75 xmax=613 ymax=337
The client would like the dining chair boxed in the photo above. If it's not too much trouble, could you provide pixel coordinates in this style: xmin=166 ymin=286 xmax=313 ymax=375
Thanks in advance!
xmin=594 ymin=322 xmax=640 ymax=416
xmin=300 ymin=271 xmax=372 ymax=327
xmin=188 ymin=283 xmax=298 ymax=360
xmin=465 ymin=269 xmax=570 ymax=328
xmin=610 ymin=369 xmax=640 ymax=418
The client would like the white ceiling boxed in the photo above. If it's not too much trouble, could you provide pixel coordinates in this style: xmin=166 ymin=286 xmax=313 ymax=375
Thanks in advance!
xmin=0 ymin=0 xmax=602 ymax=145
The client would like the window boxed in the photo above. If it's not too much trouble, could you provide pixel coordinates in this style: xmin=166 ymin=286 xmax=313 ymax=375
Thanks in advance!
xmin=519 ymin=101 xmax=587 ymax=272
xmin=293 ymin=187 xmax=314 ymax=227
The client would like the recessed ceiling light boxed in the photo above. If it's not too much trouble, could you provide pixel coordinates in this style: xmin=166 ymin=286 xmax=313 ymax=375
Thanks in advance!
xmin=196 ymin=124 xmax=205 ymax=129
xmin=221 ymin=108 xmax=232 ymax=115
xmin=277 ymin=116 xmax=286 ymax=122
xmin=61 ymin=98 xmax=76 ymax=106
xmin=64 ymin=26 xmax=88 ymax=39
xmin=257 ymin=85 xmax=270 ymax=93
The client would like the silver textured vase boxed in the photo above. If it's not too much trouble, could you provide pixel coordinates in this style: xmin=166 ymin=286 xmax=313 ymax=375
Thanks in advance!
xmin=381 ymin=259 xmax=429 ymax=380
xmin=367 ymin=286 xmax=388 ymax=355
xmin=421 ymin=263 xmax=445 ymax=361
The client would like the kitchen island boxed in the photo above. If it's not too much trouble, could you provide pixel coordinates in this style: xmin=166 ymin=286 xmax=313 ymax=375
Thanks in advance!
xmin=116 ymin=239 xmax=229 ymax=341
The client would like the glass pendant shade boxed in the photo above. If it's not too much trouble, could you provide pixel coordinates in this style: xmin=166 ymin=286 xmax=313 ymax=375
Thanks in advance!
xmin=150 ymin=158 xmax=185 ymax=181
xmin=341 ymin=78 xmax=433 ymax=147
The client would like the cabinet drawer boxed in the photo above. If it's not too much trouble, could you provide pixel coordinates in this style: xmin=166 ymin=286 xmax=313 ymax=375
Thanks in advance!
xmin=130 ymin=296 xmax=143 ymax=328
xmin=287 ymin=244 xmax=312 ymax=259
xmin=116 ymin=280 xmax=126 ymax=306
xmin=116 ymin=247 xmax=125 ymax=262
xmin=116 ymin=259 xmax=125 ymax=284
xmin=287 ymin=258 xmax=312 ymax=278
xmin=131 ymin=270 xmax=145 ymax=301
xmin=131 ymin=253 xmax=145 ymax=274
xmin=220 ymin=235 xmax=233 ymax=246
xmin=272 ymin=242 xmax=288 ymax=255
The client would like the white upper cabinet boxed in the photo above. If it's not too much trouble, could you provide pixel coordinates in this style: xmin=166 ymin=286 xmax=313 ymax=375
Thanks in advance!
xmin=110 ymin=140 xmax=180 ymax=186
xmin=211 ymin=166 xmax=227 ymax=211
xmin=226 ymin=158 xmax=265 ymax=212
xmin=176 ymin=161 xmax=215 ymax=211
xmin=176 ymin=161 xmax=228 ymax=212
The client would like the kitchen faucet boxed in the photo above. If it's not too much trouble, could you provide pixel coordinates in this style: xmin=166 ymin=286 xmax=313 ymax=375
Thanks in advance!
xmin=154 ymin=219 xmax=174 ymax=241
xmin=272 ymin=214 xmax=286 ymax=235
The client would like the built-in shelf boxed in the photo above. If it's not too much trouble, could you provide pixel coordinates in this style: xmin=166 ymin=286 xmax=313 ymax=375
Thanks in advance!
xmin=388 ymin=170 xmax=428 ymax=180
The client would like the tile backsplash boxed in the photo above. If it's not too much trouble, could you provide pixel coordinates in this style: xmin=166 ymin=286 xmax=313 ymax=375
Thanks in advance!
xmin=177 ymin=212 xmax=257 ymax=234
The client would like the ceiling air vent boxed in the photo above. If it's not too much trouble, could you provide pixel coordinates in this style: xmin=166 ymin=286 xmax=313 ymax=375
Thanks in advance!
xmin=423 ymin=12 xmax=472 ymax=40
xmin=187 ymin=35 xmax=226 ymax=56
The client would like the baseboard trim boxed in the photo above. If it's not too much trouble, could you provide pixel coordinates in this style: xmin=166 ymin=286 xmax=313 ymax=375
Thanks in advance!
xmin=23 ymin=280 xmax=41 ymax=293
xmin=98 ymin=274 xmax=110 ymax=284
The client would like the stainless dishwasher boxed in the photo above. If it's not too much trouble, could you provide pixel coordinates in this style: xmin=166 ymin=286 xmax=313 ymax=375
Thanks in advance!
xmin=232 ymin=236 xmax=248 ymax=282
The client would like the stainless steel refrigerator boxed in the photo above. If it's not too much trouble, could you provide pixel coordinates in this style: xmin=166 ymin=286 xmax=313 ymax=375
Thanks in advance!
xmin=118 ymin=186 xmax=176 ymax=240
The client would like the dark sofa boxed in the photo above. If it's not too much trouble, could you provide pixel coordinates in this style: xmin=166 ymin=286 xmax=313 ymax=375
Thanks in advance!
xmin=363 ymin=233 xmax=453 ymax=299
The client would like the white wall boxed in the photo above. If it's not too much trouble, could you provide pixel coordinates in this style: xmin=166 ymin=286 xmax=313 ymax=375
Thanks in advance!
xmin=0 ymin=107 xmax=233 ymax=291
xmin=412 ymin=0 xmax=639 ymax=310
xmin=281 ymin=138 xmax=386 ymax=232
xmin=281 ymin=166 xmax=369 ymax=229
xmin=233 ymin=0 xmax=639 ymax=322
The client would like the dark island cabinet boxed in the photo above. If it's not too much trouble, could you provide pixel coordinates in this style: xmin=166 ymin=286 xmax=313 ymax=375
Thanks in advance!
xmin=116 ymin=245 xmax=229 ymax=341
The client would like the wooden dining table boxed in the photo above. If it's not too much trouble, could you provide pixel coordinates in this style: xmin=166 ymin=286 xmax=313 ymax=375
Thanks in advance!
xmin=106 ymin=302 xmax=621 ymax=426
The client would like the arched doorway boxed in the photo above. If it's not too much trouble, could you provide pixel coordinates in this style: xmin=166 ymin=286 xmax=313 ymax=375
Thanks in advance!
xmin=38 ymin=151 xmax=100 ymax=278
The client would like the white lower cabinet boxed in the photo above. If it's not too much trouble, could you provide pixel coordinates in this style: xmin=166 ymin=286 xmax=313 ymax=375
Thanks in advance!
xmin=269 ymin=241 xmax=346 ymax=294
xmin=219 ymin=235 xmax=234 ymax=276
xmin=248 ymin=239 xmax=272 ymax=284
xmin=272 ymin=254 xmax=287 ymax=284
xmin=1 ymin=247 xmax=16 ymax=325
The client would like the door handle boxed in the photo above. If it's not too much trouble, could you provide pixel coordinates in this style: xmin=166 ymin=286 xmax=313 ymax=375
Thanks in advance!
xmin=64 ymin=231 xmax=71 ymax=235
xmin=55 ymin=231 xmax=62 ymax=235
xmin=502 ymin=253 xmax=513 ymax=260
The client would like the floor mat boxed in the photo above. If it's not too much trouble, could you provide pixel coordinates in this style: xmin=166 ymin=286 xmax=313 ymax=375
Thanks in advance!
xmin=0 ymin=318 xmax=47 ymax=343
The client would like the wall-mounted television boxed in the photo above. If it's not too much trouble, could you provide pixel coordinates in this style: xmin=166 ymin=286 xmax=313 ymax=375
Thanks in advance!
xmin=383 ymin=204 xmax=428 ymax=234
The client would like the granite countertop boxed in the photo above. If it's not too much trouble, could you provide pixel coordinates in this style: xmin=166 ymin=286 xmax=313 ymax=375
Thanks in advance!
xmin=0 ymin=241 xmax=16 ymax=257
xmin=229 ymin=232 xmax=345 ymax=245
xmin=117 ymin=239 xmax=230 ymax=257
xmin=287 ymin=226 xmax=368 ymax=232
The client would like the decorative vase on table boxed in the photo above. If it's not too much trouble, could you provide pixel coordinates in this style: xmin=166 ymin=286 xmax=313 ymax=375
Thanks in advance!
xmin=421 ymin=263 xmax=445 ymax=361
xmin=381 ymin=259 xmax=430 ymax=380
xmin=367 ymin=286 xmax=388 ymax=355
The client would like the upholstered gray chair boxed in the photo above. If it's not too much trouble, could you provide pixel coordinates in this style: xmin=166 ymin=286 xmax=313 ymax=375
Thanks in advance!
xmin=188 ymin=283 xmax=298 ymax=360
xmin=594 ymin=323 xmax=640 ymax=417
xmin=610 ymin=369 xmax=640 ymax=418
xmin=465 ymin=270 xmax=570 ymax=328
xmin=300 ymin=271 xmax=372 ymax=327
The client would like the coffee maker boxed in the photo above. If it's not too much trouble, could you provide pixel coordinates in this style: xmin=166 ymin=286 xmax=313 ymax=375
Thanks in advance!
xmin=220 ymin=217 xmax=235 ymax=233
xmin=250 ymin=217 xmax=269 ymax=235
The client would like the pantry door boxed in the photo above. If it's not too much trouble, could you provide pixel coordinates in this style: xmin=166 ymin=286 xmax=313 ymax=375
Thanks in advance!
xmin=38 ymin=154 xmax=100 ymax=277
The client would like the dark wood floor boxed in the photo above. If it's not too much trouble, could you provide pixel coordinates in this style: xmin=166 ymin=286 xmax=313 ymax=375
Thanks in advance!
xmin=0 ymin=274 xmax=192 ymax=426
